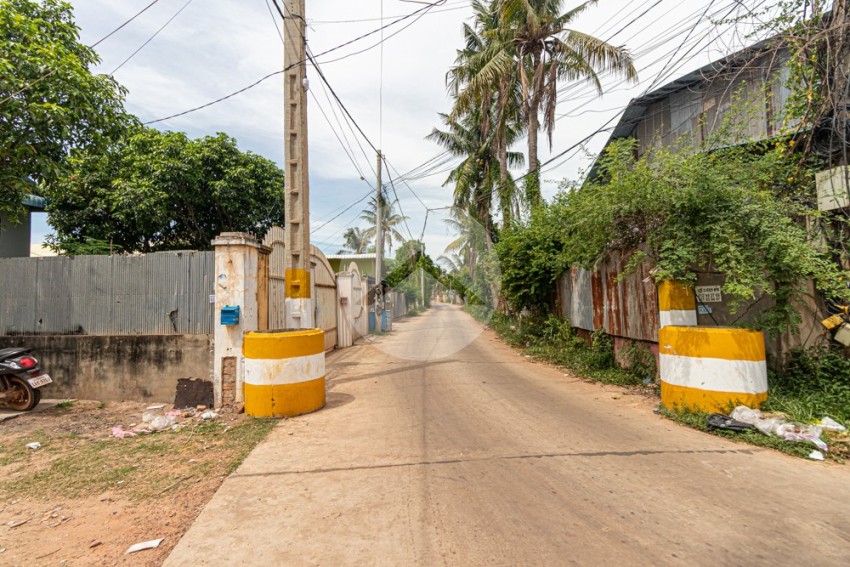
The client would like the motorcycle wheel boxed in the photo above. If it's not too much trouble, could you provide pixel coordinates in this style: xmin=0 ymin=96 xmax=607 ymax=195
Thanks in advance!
xmin=6 ymin=376 xmax=39 ymax=411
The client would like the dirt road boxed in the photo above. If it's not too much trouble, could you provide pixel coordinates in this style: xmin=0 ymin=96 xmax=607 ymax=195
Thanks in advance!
xmin=165 ymin=304 xmax=850 ymax=566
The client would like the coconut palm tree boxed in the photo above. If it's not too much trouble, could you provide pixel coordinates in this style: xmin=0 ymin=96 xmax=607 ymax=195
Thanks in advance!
xmin=359 ymin=191 xmax=408 ymax=254
xmin=341 ymin=227 xmax=371 ymax=254
xmin=428 ymin=111 xmax=524 ymax=246
xmin=502 ymin=0 xmax=637 ymax=204
xmin=446 ymin=0 xmax=525 ymax=226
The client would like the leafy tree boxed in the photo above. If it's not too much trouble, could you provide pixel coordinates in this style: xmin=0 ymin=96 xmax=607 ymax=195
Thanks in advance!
xmin=359 ymin=191 xmax=408 ymax=254
xmin=0 ymin=0 xmax=132 ymax=223
xmin=46 ymin=127 xmax=284 ymax=253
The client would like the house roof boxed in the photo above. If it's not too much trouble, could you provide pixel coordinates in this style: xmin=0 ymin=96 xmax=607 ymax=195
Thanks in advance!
xmin=23 ymin=194 xmax=46 ymax=210
xmin=326 ymin=253 xmax=376 ymax=260
xmin=604 ymin=37 xmax=779 ymax=145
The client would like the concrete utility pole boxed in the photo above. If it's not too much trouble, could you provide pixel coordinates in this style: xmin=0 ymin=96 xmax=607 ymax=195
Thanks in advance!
xmin=374 ymin=151 xmax=384 ymax=322
xmin=283 ymin=0 xmax=313 ymax=329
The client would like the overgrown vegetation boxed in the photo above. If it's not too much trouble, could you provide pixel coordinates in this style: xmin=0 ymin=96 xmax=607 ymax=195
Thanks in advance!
xmin=497 ymin=138 xmax=850 ymax=334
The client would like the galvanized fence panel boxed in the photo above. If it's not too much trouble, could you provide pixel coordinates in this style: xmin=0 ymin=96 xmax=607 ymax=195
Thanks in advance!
xmin=0 ymin=251 xmax=214 ymax=336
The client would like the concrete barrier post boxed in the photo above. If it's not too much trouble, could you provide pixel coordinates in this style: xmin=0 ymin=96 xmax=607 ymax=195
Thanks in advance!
xmin=657 ymin=280 xmax=697 ymax=328
xmin=659 ymin=326 xmax=768 ymax=412
xmin=243 ymin=329 xmax=326 ymax=417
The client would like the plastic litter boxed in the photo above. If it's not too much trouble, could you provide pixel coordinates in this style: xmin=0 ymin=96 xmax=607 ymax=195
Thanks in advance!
xmin=145 ymin=404 xmax=165 ymax=411
xmin=25 ymin=442 xmax=41 ymax=450
xmin=809 ymin=450 xmax=825 ymax=461
xmin=125 ymin=538 xmax=163 ymax=554
xmin=706 ymin=414 xmax=754 ymax=432
xmin=200 ymin=411 xmax=218 ymax=420
xmin=728 ymin=405 xmax=829 ymax=451
xmin=146 ymin=415 xmax=177 ymax=431
xmin=816 ymin=417 xmax=846 ymax=432
xmin=112 ymin=425 xmax=136 ymax=439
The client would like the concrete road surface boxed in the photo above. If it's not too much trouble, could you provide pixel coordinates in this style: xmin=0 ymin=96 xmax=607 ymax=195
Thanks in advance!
xmin=165 ymin=304 xmax=850 ymax=566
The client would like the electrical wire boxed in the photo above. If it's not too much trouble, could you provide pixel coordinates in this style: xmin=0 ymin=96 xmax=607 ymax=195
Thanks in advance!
xmin=111 ymin=0 xmax=196 ymax=74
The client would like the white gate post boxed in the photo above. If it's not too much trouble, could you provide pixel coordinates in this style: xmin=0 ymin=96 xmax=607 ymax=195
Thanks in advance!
xmin=212 ymin=233 xmax=262 ymax=408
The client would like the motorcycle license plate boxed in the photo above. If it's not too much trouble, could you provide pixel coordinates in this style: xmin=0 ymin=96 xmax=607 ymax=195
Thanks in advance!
xmin=27 ymin=374 xmax=52 ymax=388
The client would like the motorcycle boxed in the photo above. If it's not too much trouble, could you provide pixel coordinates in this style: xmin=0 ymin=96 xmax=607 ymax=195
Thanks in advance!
xmin=0 ymin=348 xmax=52 ymax=411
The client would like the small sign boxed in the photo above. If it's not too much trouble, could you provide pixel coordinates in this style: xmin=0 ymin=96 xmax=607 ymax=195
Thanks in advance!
xmin=697 ymin=305 xmax=713 ymax=315
xmin=209 ymin=294 xmax=215 ymax=304
xmin=696 ymin=285 xmax=722 ymax=303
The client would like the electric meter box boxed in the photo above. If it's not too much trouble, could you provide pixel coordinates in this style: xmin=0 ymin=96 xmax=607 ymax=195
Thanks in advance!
xmin=220 ymin=305 xmax=241 ymax=326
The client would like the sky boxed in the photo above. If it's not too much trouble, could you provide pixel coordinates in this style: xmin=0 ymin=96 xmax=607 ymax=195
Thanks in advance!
xmin=31 ymin=0 xmax=779 ymax=256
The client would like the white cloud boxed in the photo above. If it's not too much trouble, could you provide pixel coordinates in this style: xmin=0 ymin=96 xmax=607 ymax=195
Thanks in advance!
xmin=37 ymin=0 xmax=765 ymax=254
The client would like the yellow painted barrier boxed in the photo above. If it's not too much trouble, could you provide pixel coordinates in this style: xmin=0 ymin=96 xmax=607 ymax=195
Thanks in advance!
xmin=658 ymin=280 xmax=697 ymax=328
xmin=659 ymin=326 xmax=768 ymax=412
xmin=243 ymin=329 xmax=326 ymax=417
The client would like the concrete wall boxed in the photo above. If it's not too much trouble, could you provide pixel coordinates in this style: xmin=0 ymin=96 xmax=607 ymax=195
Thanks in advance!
xmin=0 ymin=334 xmax=211 ymax=403
xmin=0 ymin=212 xmax=31 ymax=258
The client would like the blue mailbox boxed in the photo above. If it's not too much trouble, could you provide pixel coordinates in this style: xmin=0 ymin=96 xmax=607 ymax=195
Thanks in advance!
xmin=221 ymin=305 xmax=240 ymax=326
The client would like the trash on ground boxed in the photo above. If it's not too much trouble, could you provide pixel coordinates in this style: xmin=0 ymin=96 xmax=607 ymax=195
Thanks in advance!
xmin=729 ymin=406 xmax=829 ymax=451
xmin=145 ymin=404 xmax=166 ymax=411
xmin=25 ymin=441 xmax=41 ymax=450
xmin=200 ymin=411 xmax=218 ymax=420
xmin=125 ymin=538 xmax=163 ymax=554
xmin=706 ymin=413 xmax=754 ymax=432
xmin=815 ymin=417 xmax=846 ymax=432
xmin=112 ymin=425 xmax=137 ymax=439
xmin=808 ymin=450 xmax=825 ymax=461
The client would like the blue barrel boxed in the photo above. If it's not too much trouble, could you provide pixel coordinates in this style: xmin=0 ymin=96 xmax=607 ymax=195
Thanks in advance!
xmin=368 ymin=311 xmax=376 ymax=333
xmin=381 ymin=310 xmax=391 ymax=332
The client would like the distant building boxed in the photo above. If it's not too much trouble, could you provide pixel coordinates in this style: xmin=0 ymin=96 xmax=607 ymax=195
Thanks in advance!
xmin=0 ymin=194 xmax=46 ymax=258
xmin=327 ymin=253 xmax=377 ymax=278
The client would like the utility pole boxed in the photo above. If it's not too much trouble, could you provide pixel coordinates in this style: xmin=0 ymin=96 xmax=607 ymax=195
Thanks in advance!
xmin=420 ymin=243 xmax=425 ymax=308
xmin=374 ymin=151 xmax=383 ymax=324
xmin=283 ymin=0 xmax=313 ymax=329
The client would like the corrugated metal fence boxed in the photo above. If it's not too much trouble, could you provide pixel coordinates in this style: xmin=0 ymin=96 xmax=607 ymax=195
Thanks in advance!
xmin=556 ymin=251 xmax=659 ymax=343
xmin=0 ymin=251 xmax=214 ymax=335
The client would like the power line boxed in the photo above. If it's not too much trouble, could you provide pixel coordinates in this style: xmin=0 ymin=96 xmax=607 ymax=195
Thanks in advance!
xmin=111 ymin=0 xmax=196 ymax=74
xmin=145 ymin=0 xmax=445 ymax=124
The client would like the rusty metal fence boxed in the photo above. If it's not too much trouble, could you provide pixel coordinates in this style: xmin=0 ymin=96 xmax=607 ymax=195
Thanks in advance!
xmin=556 ymin=251 xmax=659 ymax=343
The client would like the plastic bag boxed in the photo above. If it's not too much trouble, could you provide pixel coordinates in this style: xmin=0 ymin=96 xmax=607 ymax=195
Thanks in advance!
xmin=817 ymin=417 xmax=846 ymax=432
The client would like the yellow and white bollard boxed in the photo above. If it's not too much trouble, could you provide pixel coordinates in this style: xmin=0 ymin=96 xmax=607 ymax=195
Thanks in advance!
xmin=657 ymin=280 xmax=697 ymax=328
xmin=659 ymin=326 xmax=768 ymax=412
xmin=242 ymin=329 xmax=326 ymax=417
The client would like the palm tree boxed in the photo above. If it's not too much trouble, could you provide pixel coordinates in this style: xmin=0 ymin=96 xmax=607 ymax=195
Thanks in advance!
xmin=359 ymin=191 xmax=408 ymax=254
xmin=448 ymin=0 xmax=524 ymax=224
xmin=341 ymin=227 xmax=371 ymax=254
xmin=427 ymin=111 xmax=524 ymax=245
xmin=503 ymin=0 xmax=637 ymax=204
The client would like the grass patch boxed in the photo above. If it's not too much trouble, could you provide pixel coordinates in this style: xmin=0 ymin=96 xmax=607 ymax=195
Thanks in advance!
xmin=0 ymin=417 xmax=276 ymax=501
xmin=55 ymin=400 xmax=75 ymax=409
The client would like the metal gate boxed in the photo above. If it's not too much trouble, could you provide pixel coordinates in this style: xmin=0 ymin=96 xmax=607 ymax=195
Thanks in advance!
xmin=262 ymin=226 xmax=337 ymax=350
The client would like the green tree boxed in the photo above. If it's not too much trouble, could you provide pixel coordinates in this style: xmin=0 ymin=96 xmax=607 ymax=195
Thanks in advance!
xmin=0 ymin=0 xmax=131 ymax=223
xmin=46 ymin=127 xmax=284 ymax=253
xmin=359 ymin=191 xmax=408 ymax=254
